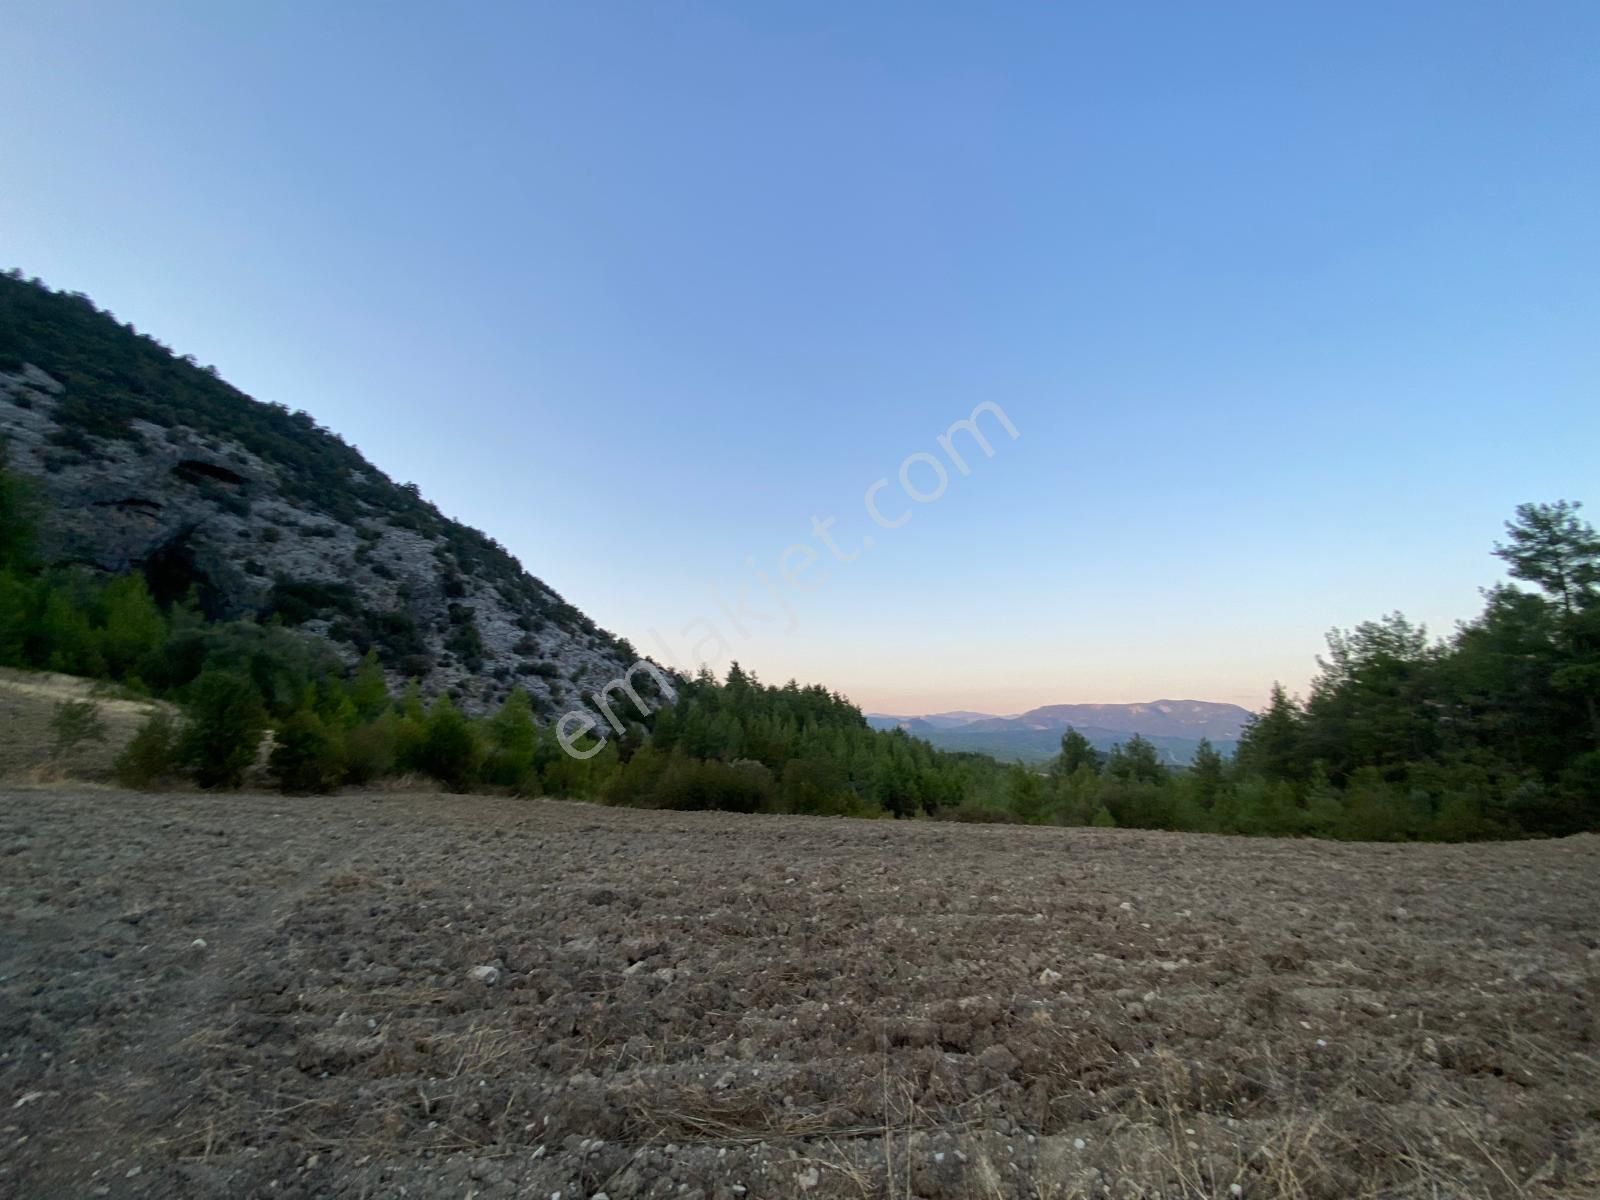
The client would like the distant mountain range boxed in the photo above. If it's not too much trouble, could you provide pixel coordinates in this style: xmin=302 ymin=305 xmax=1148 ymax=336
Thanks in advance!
xmin=866 ymin=700 xmax=1253 ymax=766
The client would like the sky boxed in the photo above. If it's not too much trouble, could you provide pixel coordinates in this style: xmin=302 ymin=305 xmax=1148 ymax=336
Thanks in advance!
xmin=3 ymin=2 xmax=1597 ymax=714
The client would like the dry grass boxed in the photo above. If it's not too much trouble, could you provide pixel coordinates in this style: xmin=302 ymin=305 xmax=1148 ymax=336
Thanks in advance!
xmin=0 ymin=666 xmax=169 ymax=779
xmin=624 ymin=1085 xmax=873 ymax=1144
xmin=4 ymin=787 xmax=1597 ymax=1198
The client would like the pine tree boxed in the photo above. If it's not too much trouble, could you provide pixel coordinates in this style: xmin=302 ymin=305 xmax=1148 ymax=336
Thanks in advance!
xmin=179 ymin=671 xmax=267 ymax=788
xmin=1495 ymin=500 xmax=1600 ymax=618
xmin=1494 ymin=502 xmax=1600 ymax=750
xmin=270 ymin=705 xmax=345 ymax=793
xmin=482 ymin=689 xmax=537 ymax=787
xmin=1052 ymin=727 xmax=1103 ymax=777
xmin=419 ymin=694 xmax=477 ymax=790
xmin=1235 ymin=683 xmax=1304 ymax=782
xmin=96 ymin=575 xmax=165 ymax=680
xmin=1189 ymin=737 xmax=1226 ymax=809
xmin=1107 ymin=734 xmax=1165 ymax=784
xmin=348 ymin=651 xmax=390 ymax=720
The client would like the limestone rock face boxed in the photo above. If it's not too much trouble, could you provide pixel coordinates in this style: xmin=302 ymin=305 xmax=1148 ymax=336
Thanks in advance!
xmin=0 ymin=362 xmax=642 ymax=716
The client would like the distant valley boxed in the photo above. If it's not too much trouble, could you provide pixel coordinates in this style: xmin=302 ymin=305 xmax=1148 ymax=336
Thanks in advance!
xmin=866 ymin=700 xmax=1251 ymax=765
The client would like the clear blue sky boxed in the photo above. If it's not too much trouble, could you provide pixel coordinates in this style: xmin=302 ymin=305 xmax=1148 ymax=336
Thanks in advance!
xmin=4 ymin=2 xmax=1596 ymax=713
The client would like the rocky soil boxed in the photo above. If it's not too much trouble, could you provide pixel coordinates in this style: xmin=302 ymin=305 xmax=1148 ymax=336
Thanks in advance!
xmin=1 ymin=788 xmax=1596 ymax=1198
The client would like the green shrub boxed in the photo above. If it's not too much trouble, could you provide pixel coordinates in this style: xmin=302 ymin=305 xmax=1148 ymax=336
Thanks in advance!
xmin=652 ymin=758 xmax=774 ymax=813
xmin=602 ymin=743 xmax=667 ymax=807
xmin=1102 ymin=778 xmax=1177 ymax=830
xmin=264 ymin=579 xmax=359 ymax=626
xmin=1557 ymin=752 xmax=1600 ymax=833
xmin=481 ymin=690 xmax=536 ymax=788
xmin=444 ymin=618 xmax=484 ymax=672
xmin=1434 ymin=790 xmax=1494 ymax=841
xmin=779 ymin=757 xmax=852 ymax=815
xmin=269 ymin=707 xmax=345 ymax=793
xmin=178 ymin=671 xmax=267 ymax=788
xmin=366 ymin=610 xmax=425 ymax=663
xmin=418 ymin=695 xmax=478 ymax=789
xmin=49 ymin=698 xmax=106 ymax=759
xmin=341 ymin=714 xmax=398 ymax=784
xmin=114 ymin=711 xmax=180 ymax=789
xmin=396 ymin=653 xmax=432 ymax=680
xmin=147 ymin=620 xmax=338 ymax=716
xmin=47 ymin=424 xmax=96 ymax=455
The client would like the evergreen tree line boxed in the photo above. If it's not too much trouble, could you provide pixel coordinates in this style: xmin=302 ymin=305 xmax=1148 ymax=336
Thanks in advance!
xmin=1220 ymin=500 xmax=1600 ymax=838
xmin=1007 ymin=500 xmax=1595 ymax=841
xmin=3 ymin=444 xmax=1595 ymax=838
xmin=0 ymin=446 xmax=998 ymax=807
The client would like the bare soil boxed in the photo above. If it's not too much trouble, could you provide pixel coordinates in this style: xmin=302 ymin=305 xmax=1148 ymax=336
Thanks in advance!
xmin=1 ymin=788 xmax=1596 ymax=1199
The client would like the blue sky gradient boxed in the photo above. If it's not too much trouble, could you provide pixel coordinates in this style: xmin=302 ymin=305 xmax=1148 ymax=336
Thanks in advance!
xmin=4 ymin=2 xmax=1596 ymax=711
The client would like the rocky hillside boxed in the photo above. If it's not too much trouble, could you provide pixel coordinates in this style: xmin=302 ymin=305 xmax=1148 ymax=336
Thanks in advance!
xmin=0 ymin=273 xmax=640 ymax=715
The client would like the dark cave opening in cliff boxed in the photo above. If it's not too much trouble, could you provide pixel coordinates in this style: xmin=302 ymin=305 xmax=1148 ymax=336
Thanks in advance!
xmin=141 ymin=532 xmax=229 ymax=620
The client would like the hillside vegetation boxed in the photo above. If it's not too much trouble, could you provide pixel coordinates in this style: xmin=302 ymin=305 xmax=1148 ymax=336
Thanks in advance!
xmin=0 ymin=271 xmax=635 ymax=715
xmin=1 ymin=273 xmax=1596 ymax=839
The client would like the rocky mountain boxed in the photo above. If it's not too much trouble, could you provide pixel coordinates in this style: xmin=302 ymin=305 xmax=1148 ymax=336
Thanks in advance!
xmin=967 ymin=700 xmax=1250 ymax=740
xmin=869 ymin=699 xmax=1252 ymax=765
xmin=866 ymin=710 xmax=1006 ymax=731
xmin=0 ymin=274 xmax=640 ymax=715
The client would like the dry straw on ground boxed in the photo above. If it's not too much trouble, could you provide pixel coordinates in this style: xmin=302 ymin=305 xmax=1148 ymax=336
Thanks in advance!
xmin=1 ymin=787 xmax=1595 ymax=1198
